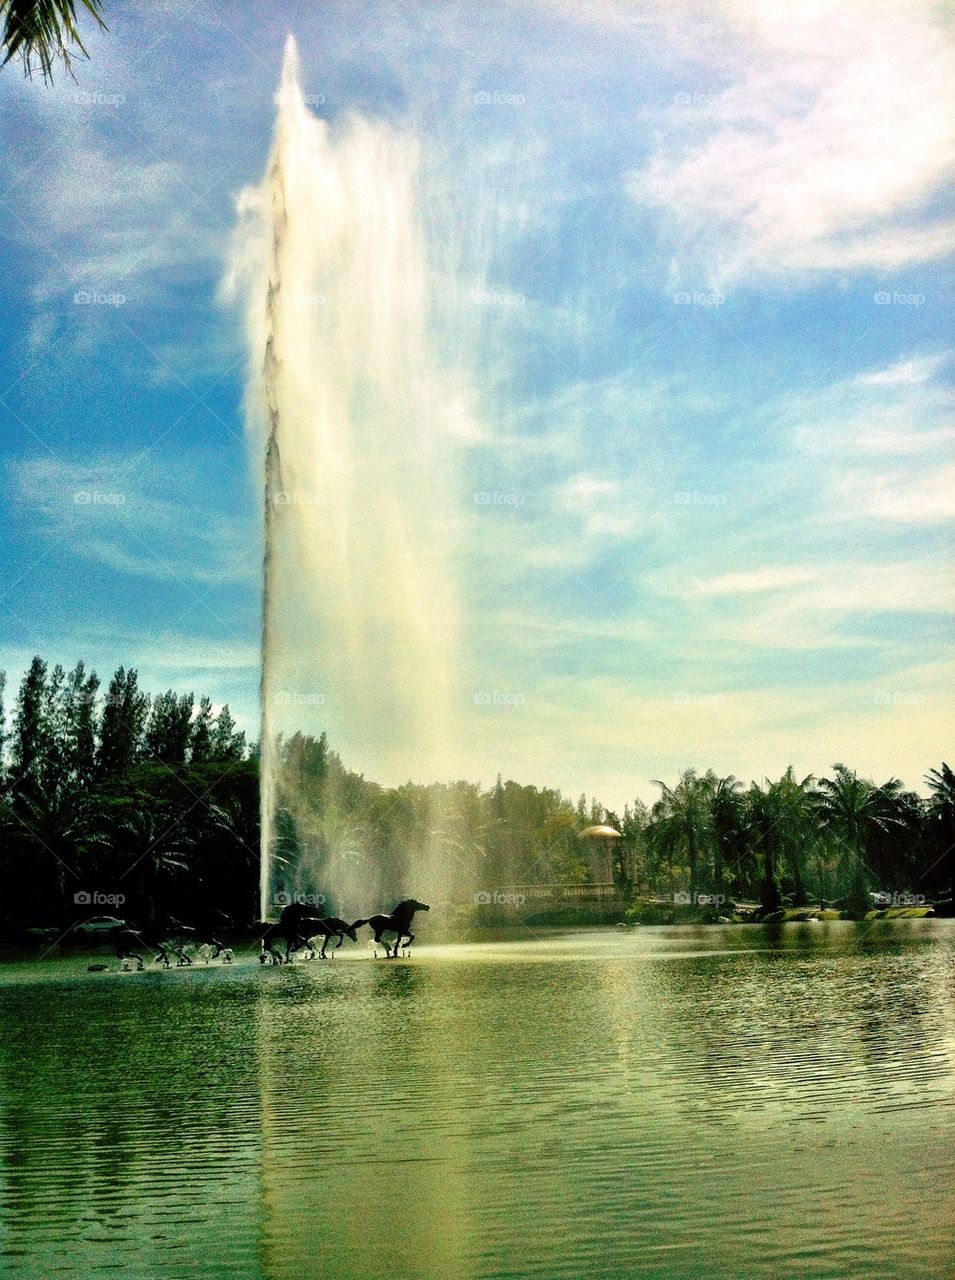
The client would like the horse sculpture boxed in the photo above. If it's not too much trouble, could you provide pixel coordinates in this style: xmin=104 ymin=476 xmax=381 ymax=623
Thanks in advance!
xmin=166 ymin=913 xmax=234 ymax=964
xmin=260 ymin=903 xmax=370 ymax=963
xmin=353 ymin=899 xmax=429 ymax=958
xmin=110 ymin=912 xmax=235 ymax=969
xmin=261 ymin=900 xmax=429 ymax=962
xmin=259 ymin=902 xmax=323 ymax=964
xmin=110 ymin=924 xmax=185 ymax=971
xmin=303 ymin=917 xmax=362 ymax=959
xmin=107 ymin=900 xmax=428 ymax=969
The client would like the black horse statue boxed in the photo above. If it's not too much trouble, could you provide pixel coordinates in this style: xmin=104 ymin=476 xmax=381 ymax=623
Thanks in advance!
xmin=166 ymin=912 xmax=234 ymax=964
xmin=110 ymin=924 xmax=184 ymax=970
xmin=259 ymin=902 xmax=322 ymax=964
xmin=303 ymin=917 xmax=362 ymax=959
xmin=354 ymin=899 xmax=429 ymax=958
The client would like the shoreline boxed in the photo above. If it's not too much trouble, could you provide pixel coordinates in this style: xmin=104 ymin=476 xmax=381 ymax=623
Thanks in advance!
xmin=2 ymin=907 xmax=948 ymax=963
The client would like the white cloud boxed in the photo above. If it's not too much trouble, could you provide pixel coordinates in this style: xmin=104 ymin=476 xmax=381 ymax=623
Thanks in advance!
xmin=857 ymin=354 xmax=948 ymax=388
xmin=459 ymin=664 xmax=954 ymax=809
xmin=767 ymin=350 xmax=955 ymax=522
xmin=780 ymin=563 xmax=953 ymax=615
xmin=644 ymin=558 xmax=953 ymax=658
xmin=627 ymin=0 xmax=955 ymax=284
xmin=0 ymin=12 xmax=239 ymax=339
xmin=845 ymin=427 xmax=955 ymax=458
xmin=9 ymin=455 xmax=258 ymax=584
xmin=0 ymin=632 xmax=258 ymax=680
xmin=693 ymin=566 xmax=819 ymax=595
xmin=1 ymin=94 xmax=222 ymax=304
xmin=831 ymin=463 xmax=955 ymax=524
xmin=560 ymin=474 xmax=619 ymax=505
xmin=554 ymin=472 xmax=642 ymax=538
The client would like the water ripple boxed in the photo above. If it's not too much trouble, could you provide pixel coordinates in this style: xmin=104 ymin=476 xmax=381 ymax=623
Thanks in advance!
xmin=0 ymin=922 xmax=953 ymax=1278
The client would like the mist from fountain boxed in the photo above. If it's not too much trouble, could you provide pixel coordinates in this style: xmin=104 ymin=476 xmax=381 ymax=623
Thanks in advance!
xmin=226 ymin=37 xmax=471 ymax=919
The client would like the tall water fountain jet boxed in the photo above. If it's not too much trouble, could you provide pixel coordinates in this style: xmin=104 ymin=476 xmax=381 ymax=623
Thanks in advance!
xmin=227 ymin=38 xmax=464 ymax=919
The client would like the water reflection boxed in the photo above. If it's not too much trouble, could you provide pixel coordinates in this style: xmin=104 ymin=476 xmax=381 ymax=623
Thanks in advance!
xmin=0 ymin=922 xmax=952 ymax=1279
xmin=0 ymin=970 xmax=263 ymax=1277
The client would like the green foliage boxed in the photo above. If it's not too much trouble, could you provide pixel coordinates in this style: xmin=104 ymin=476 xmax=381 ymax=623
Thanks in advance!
xmin=269 ymin=732 xmax=595 ymax=910
xmin=1 ymin=0 xmax=106 ymax=82
xmin=10 ymin=655 xmax=50 ymax=799
xmin=0 ymin=656 xmax=255 ymax=933
xmin=925 ymin=764 xmax=955 ymax=905
xmin=642 ymin=762 xmax=945 ymax=917
xmin=98 ymin=667 xmax=149 ymax=778
xmin=0 ymin=654 xmax=948 ymax=933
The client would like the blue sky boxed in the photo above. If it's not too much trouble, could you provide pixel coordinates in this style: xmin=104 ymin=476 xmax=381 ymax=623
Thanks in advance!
xmin=0 ymin=0 xmax=952 ymax=809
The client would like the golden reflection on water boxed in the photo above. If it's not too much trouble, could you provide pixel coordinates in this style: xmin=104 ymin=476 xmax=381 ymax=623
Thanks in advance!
xmin=257 ymin=959 xmax=476 ymax=1278
xmin=0 ymin=922 xmax=953 ymax=1279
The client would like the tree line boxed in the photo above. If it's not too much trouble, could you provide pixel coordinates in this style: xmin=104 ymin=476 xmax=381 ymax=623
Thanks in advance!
xmin=0 ymin=655 xmax=951 ymax=936
xmin=0 ymin=657 xmax=257 ymax=934
xmin=273 ymin=733 xmax=953 ymax=919
xmin=621 ymin=764 xmax=953 ymax=917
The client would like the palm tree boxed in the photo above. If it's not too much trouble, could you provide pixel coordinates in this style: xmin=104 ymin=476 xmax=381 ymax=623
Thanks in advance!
xmin=746 ymin=782 xmax=783 ymax=915
xmin=710 ymin=775 xmax=745 ymax=901
xmin=4 ymin=783 xmax=108 ymax=920
xmin=771 ymin=768 xmax=817 ymax=906
xmin=1 ymin=0 xmax=106 ymax=81
xmin=926 ymin=763 xmax=955 ymax=818
xmin=109 ymin=798 xmax=193 ymax=925
xmin=744 ymin=770 xmax=819 ymax=912
xmin=925 ymin=764 xmax=955 ymax=902
xmin=816 ymin=764 xmax=908 ymax=914
xmin=647 ymin=769 xmax=716 ymax=897
xmin=205 ymin=793 xmax=261 ymax=924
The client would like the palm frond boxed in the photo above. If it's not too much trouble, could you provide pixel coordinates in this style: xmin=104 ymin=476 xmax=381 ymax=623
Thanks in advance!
xmin=1 ymin=0 xmax=106 ymax=82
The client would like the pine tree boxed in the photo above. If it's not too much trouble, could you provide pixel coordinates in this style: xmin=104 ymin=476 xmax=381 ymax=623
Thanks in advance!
xmin=0 ymin=669 xmax=6 ymax=779
xmin=143 ymin=690 xmax=194 ymax=764
xmin=64 ymin=661 xmax=99 ymax=784
xmin=190 ymin=696 xmax=214 ymax=764
xmin=212 ymin=704 xmax=246 ymax=761
xmin=40 ymin=663 xmax=67 ymax=796
xmin=98 ymin=667 xmax=149 ymax=777
xmin=10 ymin=656 xmax=49 ymax=798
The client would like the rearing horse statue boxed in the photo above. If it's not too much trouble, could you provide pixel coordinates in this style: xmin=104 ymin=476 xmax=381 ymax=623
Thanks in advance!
xmin=353 ymin=899 xmax=429 ymax=958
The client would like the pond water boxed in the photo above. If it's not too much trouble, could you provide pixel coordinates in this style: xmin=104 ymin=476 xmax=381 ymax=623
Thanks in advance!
xmin=0 ymin=922 xmax=953 ymax=1279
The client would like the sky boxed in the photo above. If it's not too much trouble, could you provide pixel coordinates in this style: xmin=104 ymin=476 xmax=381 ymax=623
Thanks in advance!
xmin=0 ymin=0 xmax=952 ymax=811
